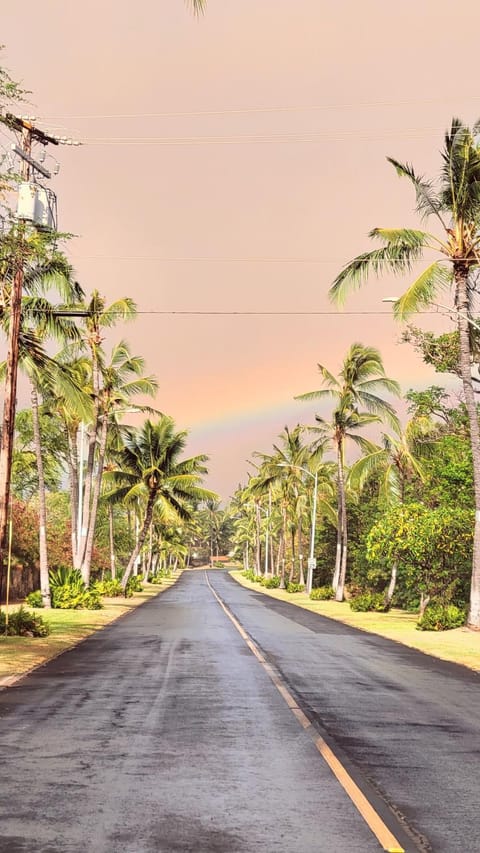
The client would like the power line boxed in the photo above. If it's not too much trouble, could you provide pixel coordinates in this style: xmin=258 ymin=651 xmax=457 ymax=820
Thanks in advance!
xmin=40 ymin=94 xmax=480 ymax=120
xmin=81 ymin=128 xmax=441 ymax=146
xmin=28 ymin=309 xmax=440 ymax=317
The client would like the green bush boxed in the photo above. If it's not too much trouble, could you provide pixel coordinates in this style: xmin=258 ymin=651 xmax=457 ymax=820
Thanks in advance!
xmin=349 ymin=592 xmax=389 ymax=612
xmin=148 ymin=574 xmax=164 ymax=585
xmin=0 ymin=606 xmax=49 ymax=637
xmin=126 ymin=575 xmax=143 ymax=595
xmin=49 ymin=567 xmax=102 ymax=610
xmin=26 ymin=590 xmax=44 ymax=608
xmin=286 ymin=582 xmax=305 ymax=593
xmin=417 ymin=603 xmax=466 ymax=631
xmin=91 ymin=578 xmax=124 ymax=597
xmin=310 ymin=585 xmax=335 ymax=601
xmin=241 ymin=569 xmax=257 ymax=582
xmin=263 ymin=576 xmax=280 ymax=589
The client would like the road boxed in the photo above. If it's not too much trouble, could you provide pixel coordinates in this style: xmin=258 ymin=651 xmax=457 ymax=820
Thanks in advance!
xmin=0 ymin=570 xmax=477 ymax=852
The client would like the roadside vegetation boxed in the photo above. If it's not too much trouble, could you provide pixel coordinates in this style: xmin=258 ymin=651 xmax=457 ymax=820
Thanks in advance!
xmin=229 ymin=119 xmax=480 ymax=634
xmin=0 ymin=52 xmax=216 ymax=639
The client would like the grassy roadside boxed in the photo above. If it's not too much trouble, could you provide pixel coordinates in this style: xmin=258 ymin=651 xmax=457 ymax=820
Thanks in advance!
xmin=230 ymin=570 xmax=480 ymax=673
xmin=0 ymin=574 xmax=180 ymax=686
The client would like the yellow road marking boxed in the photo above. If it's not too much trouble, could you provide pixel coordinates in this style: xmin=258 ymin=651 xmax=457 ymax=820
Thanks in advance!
xmin=205 ymin=571 xmax=405 ymax=853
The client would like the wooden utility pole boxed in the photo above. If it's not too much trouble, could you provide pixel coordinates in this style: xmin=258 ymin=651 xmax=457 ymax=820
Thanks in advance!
xmin=0 ymin=117 xmax=59 ymax=600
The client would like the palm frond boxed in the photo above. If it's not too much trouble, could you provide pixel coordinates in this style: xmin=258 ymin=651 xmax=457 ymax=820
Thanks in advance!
xmin=393 ymin=261 xmax=452 ymax=319
xmin=386 ymin=158 xmax=446 ymax=226
xmin=330 ymin=233 xmax=427 ymax=305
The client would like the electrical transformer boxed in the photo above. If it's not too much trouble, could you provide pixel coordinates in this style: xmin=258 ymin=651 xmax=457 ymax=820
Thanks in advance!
xmin=16 ymin=182 xmax=57 ymax=230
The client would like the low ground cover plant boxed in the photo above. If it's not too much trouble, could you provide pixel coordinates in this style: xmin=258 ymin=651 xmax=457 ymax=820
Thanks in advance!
xmin=0 ymin=605 xmax=49 ymax=637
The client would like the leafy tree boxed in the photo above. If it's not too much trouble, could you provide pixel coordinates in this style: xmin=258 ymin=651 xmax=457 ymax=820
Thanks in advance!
xmin=366 ymin=503 xmax=472 ymax=615
xmin=349 ymin=417 xmax=436 ymax=602
xmin=330 ymin=119 xmax=480 ymax=629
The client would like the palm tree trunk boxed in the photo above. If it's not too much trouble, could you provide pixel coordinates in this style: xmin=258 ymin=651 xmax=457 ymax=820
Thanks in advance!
xmin=81 ymin=412 xmax=108 ymax=585
xmin=67 ymin=427 xmax=79 ymax=561
xmin=121 ymin=489 xmax=157 ymax=589
xmin=75 ymin=349 xmax=100 ymax=569
xmin=255 ymin=504 xmax=261 ymax=575
xmin=332 ymin=443 xmax=343 ymax=592
xmin=456 ymin=265 xmax=480 ymax=629
xmin=108 ymin=503 xmax=115 ymax=579
xmin=31 ymin=384 xmax=51 ymax=608
xmin=335 ymin=444 xmax=348 ymax=601
xmin=288 ymin=530 xmax=295 ymax=583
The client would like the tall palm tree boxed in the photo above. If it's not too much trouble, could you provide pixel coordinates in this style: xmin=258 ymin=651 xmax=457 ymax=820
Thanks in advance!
xmin=297 ymin=344 xmax=400 ymax=600
xmin=329 ymin=119 xmax=480 ymax=628
xmin=0 ymin=254 xmax=87 ymax=605
xmin=104 ymin=416 xmax=216 ymax=588
xmin=72 ymin=292 xmax=137 ymax=575
xmin=80 ymin=341 xmax=158 ymax=585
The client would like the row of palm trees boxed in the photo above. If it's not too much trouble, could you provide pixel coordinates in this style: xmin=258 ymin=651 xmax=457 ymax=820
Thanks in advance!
xmin=230 ymin=342 xmax=438 ymax=604
xmin=233 ymin=118 xmax=480 ymax=629
xmin=1 ymin=242 xmax=214 ymax=604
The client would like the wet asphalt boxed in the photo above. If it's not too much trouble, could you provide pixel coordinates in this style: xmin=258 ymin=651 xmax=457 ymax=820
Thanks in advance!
xmin=0 ymin=570 xmax=478 ymax=852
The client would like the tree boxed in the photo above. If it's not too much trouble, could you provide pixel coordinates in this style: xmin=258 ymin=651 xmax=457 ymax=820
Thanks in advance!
xmin=366 ymin=503 xmax=473 ymax=616
xmin=297 ymin=344 xmax=400 ymax=600
xmin=103 ymin=416 xmax=216 ymax=588
xmin=349 ymin=417 xmax=436 ymax=602
xmin=330 ymin=119 xmax=480 ymax=628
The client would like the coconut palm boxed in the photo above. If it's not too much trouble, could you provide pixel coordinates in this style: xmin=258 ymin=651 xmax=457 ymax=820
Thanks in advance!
xmin=0 ymin=254 xmax=87 ymax=605
xmin=296 ymin=344 xmax=400 ymax=601
xmin=79 ymin=341 xmax=158 ymax=585
xmin=103 ymin=416 xmax=216 ymax=588
xmin=71 ymin=292 xmax=137 ymax=574
xmin=330 ymin=119 xmax=480 ymax=627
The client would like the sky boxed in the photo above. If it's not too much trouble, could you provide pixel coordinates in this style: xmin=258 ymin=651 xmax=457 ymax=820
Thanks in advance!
xmin=2 ymin=0 xmax=480 ymax=499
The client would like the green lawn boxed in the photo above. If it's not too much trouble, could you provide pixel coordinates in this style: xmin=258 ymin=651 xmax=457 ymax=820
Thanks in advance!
xmin=230 ymin=570 xmax=480 ymax=672
xmin=0 ymin=574 xmax=180 ymax=685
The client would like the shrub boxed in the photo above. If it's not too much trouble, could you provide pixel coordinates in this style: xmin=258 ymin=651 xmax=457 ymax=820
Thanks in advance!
xmin=0 ymin=606 xmax=49 ymax=637
xmin=49 ymin=567 xmax=102 ymax=610
xmin=310 ymin=585 xmax=335 ymax=601
xmin=26 ymin=590 xmax=44 ymax=608
xmin=417 ymin=603 xmax=466 ymax=631
xmin=148 ymin=574 xmax=164 ymax=585
xmin=263 ymin=576 xmax=280 ymax=589
xmin=349 ymin=592 xmax=389 ymax=612
xmin=92 ymin=578 xmax=124 ymax=597
xmin=241 ymin=570 xmax=257 ymax=582
xmin=126 ymin=575 xmax=143 ymax=595
xmin=286 ymin=582 xmax=304 ymax=594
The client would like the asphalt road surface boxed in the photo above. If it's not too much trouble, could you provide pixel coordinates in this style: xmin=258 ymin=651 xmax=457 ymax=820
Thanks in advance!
xmin=0 ymin=570 xmax=478 ymax=852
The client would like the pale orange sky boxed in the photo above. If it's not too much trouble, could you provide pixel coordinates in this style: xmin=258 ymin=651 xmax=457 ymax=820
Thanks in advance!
xmin=2 ymin=0 xmax=480 ymax=497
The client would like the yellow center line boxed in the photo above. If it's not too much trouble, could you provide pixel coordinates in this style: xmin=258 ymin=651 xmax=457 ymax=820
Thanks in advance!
xmin=205 ymin=571 xmax=406 ymax=853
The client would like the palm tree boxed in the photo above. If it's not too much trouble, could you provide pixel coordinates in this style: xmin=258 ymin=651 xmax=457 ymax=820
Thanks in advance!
xmin=329 ymin=119 xmax=480 ymax=627
xmin=349 ymin=417 xmax=437 ymax=603
xmin=0 ymin=253 xmax=87 ymax=605
xmin=104 ymin=416 xmax=216 ymax=589
xmin=72 ymin=292 xmax=137 ymax=576
xmin=297 ymin=344 xmax=400 ymax=600
xmin=80 ymin=341 xmax=158 ymax=585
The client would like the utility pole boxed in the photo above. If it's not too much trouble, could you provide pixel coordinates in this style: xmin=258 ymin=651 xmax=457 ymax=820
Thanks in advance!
xmin=0 ymin=115 xmax=60 ymax=600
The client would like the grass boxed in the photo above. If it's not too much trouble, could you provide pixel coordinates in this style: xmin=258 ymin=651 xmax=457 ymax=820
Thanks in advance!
xmin=230 ymin=570 xmax=480 ymax=673
xmin=0 ymin=574 xmax=180 ymax=685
